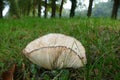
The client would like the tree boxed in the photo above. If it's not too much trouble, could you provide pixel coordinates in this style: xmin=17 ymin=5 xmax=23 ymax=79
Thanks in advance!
xmin=26 ymin=1 xmax=32 ymax=16
xmin=33 ymin=0 xmax=37 ymax=16
xmin=44 ymin=0 xmax=47 ymax=18
xmin=38 ymin=0 xmax=42 ymax=17
xmin=9 ymin=0 xmax=20 ymax=18
xmin=18 ymin=0 xmax=32 ymax=16
xmin=87 ymin=0 xmax=93 ymax=17
xmin=0 ymin=0 xmax=3 ymax=18
xmin=51 ymin=0 xmax=56 ymax=18
xmin=111 ymin=0 xmax=120 ymax=19
xmin=92 ymin=1 xmax=113 ymax=17
xmin=59 ymin=0 xmax=64 ymax=18
xmin=70 ymin=0 xmax=77 ymax=17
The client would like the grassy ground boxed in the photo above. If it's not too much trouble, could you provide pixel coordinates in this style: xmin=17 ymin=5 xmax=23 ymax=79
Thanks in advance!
xmin=0 ymin=17 xmax=120 ymax=80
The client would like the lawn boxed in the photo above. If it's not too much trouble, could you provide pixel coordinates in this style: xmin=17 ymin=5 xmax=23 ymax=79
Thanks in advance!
xmin=0 ymin=17 xmax=120 ymax=80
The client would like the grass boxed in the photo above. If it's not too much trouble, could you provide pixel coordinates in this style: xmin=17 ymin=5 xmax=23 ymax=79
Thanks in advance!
xmin=0 ymin=17 xmax=120 ymax=80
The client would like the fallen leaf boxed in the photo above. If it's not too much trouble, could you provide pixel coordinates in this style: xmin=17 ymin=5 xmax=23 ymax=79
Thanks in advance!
xmin=2 ymin=64 xmax=16 ymax=80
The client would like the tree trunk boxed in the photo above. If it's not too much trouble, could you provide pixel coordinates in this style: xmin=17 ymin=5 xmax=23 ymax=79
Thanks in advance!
xmin=87 ymin=0 xmax=93 ymax=17
xmin=0 ymin=0 xmax=3 ymax=18
xmin=111 ymin=0 xmax=120 ymax=19
xmin=59 ymin=0 xmax=64 ymax=18
xmin=51 ymin=0 xmax=56 ymax=18
xmin=44 ymin=0 xmax=47 ymax=18
xmin=33 ymin=0 xmax=36 ymax=16
xmin=9 ymin=0 xmax=20 ymax=18
xmin=38 ymin=0 xmax=41 ymax=17
xmin=27 ymin=2 xmax=31 ymax=16
xmin=70 ymin=0 xmax=77 ymax=17
xmin=27 ymin=5 xmax=31 ymax=16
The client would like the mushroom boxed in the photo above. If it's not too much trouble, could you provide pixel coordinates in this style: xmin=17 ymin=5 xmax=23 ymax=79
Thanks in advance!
xmin=23 ymin=33 xmax=87 ymax=70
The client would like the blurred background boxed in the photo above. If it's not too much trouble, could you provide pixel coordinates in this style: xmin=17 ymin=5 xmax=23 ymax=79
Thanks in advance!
xmin=0 ymin=0 xmax=120 ymax=19
xmin=0 ymin=0 xmax=120 ymax=80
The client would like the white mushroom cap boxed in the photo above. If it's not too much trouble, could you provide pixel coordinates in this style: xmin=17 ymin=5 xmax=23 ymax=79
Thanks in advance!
xmin=23 ymin=33 xmax=87 ymax=70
